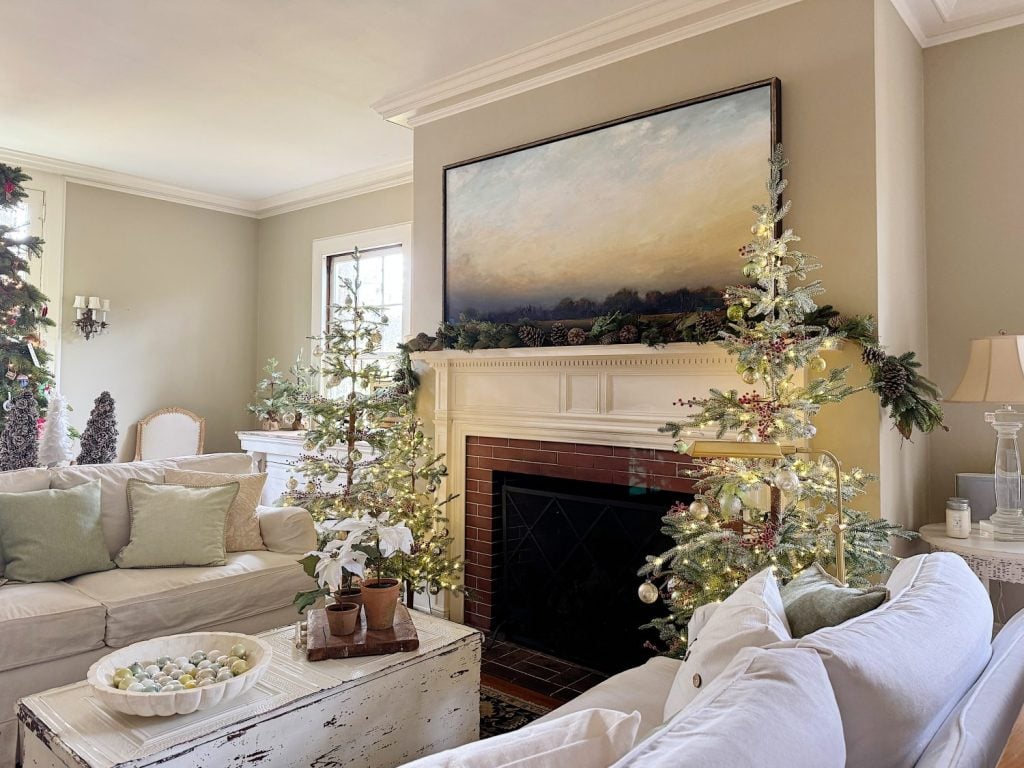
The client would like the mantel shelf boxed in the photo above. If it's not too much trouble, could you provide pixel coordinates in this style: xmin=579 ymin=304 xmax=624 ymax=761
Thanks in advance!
xmin=411 ymin=342 xmax=734 ymax=369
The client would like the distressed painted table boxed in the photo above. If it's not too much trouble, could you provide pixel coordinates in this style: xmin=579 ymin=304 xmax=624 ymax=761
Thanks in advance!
xmin=920 ymin=523 xmax=1024 ymax=590
xmin=17 ymin=611 xmax=481 ymax=768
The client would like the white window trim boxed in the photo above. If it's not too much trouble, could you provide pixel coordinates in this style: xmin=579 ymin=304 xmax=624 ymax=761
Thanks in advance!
xmin=310 ymin=221 xmax=413 ymax=347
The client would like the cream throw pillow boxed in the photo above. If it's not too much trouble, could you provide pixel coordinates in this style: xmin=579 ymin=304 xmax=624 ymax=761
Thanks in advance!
xmin=117 ymin=479 xmax=239 ymax=567
xmin=663 ymin=566 xmax=791 ymax=721
xmin=400 ymin=708 xmax=641 ymax=768
xmin=163 ymin=469 xmax=267 ymax=551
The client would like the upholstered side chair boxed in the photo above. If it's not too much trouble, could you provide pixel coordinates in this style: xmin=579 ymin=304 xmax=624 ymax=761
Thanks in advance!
xmin=134 ymin=407 xmax=206 ymax=460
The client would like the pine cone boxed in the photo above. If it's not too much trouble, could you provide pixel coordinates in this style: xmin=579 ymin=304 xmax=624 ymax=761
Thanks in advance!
xmin=619 ymin=324 xmax=639 ymax=344
xmin=598 ymin=331 xmax=619 ymax=345
xmin=695 ymin=311 xmax=726 ymax=343
xmin=861 ymin=346 xmax=886 ymax=366
xmin=828 ymin=314 xmax=850 ymax=330
xmin=518 ymin=324 xmax=545 ymax=347
xmin=567 ymin=327 xmax=587 ymax=345
xmin=549 ymin=322 xmax=569 ymax=346
xmin=879 ymin=358 xmax=910 ymax=400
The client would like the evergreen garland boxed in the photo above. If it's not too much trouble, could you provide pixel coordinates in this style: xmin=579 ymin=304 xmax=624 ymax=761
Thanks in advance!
xmin=76 ymin=391 xmax=118 ymax=465
xmin=0 ymin=389 xmax=39 ymax=471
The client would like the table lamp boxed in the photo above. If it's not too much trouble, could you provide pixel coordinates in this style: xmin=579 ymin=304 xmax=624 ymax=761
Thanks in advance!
xmin=688 ymin=440 xmax=848 ymax=584
xmin=947 ymin=333 xmax=1024 ymax=540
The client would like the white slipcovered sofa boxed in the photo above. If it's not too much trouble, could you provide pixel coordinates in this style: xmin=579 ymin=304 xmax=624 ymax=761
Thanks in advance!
xmin=0 ymin=453 xmax=317 ymax=768
xmin=412 ymin=552 xmax=1024 ymax=768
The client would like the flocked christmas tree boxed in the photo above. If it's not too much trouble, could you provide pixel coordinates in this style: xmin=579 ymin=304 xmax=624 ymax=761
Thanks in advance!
xmin=288 ymin=250 xmax=463 ymax=610
xmin=1 ymin=164 xmax=54 ymax=426
xmin=0 ymin=389 xmax=39 ymax=471
xmin=76 ymin=391 xmax=118 ymax=465
xmin=38 ymin=392 xmax=74 ymax=467
xmin=638 ymin=147 xmax=920 ymax=655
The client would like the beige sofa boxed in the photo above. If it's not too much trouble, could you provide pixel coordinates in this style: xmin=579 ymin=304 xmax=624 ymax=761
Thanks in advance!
xmin=0 ymin=453 xmax=317 ymax=768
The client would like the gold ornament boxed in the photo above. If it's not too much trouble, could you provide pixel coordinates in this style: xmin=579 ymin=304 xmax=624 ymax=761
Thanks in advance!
xmin=810 ymin=356 xmax=827 ymax=372
xmin=741 ymin=368 xmax=759 ymax=385
xmin=638 ymin=582 xmax=659 ymax=604
xmin=688 ymin=500 xmax=710 ymax=520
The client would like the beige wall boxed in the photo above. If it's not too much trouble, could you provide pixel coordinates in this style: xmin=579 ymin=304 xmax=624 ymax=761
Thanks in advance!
xmin=413 ymin=0 xmax=889 ymax=517
xmin=255 ymin=185 xmax=413 ymax=375
xmin=874 ymin=0 xmax=929 ymax=536
xmin=924 ymin=24 xmax=1024 ymax=521
xmin=61 ymin=183 xmax=258 ymax=460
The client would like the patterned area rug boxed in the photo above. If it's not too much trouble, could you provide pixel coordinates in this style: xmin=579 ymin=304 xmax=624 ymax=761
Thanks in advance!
xmin=480 ymin=686 xmax=552 ymax=738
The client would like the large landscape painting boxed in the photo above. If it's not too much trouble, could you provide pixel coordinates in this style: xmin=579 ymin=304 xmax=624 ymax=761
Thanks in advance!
xmin=443 ymin=79 xmax=779 ymax=325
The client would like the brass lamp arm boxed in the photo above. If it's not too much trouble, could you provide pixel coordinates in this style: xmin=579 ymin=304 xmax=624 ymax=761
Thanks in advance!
xmin=795 ymin=448 xmax=847 ymax=585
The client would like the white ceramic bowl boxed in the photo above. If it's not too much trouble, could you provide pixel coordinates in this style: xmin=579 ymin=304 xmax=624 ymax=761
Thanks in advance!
xmin=87 ymin=632 xmax=272 ymax=717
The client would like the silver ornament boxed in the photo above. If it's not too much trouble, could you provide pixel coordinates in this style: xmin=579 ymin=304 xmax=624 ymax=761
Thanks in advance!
xmin=773 ymin=469 xmax=801 ymax=494
xmin=688 ymin=500 xmax=710 ymax=520
xmin=638 ymin=582 xmax=659 ymax=604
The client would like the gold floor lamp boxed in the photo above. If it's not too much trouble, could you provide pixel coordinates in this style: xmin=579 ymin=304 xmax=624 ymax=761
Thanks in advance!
xmin=688 ymin=440 xmax=847 ymax=585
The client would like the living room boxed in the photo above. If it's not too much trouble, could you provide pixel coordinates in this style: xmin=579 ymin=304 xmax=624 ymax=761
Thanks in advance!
xmin=1 ymin=0 xmax=1023 ymax=766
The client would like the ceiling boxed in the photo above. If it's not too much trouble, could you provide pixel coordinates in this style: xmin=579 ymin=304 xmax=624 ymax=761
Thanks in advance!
xmin=2 ymin=0 xmax=1022 ymax=213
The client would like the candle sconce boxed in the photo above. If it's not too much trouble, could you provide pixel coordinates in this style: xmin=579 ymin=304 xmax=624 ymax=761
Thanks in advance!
xmin=72 ymin=295 xmax=111 ymax=340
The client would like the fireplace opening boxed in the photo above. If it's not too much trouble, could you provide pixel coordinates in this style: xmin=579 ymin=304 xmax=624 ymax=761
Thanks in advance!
xmin=494 ymin=472 xmax=685 ymax=676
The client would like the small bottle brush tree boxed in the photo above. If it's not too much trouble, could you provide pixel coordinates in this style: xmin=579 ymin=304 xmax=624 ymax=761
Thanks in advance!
xmin=0 ymin=388 xmax=39 ymax=471
xmin=639 ymin=147 xmax=917 ymax=655
xmin=38 ymin=392 xmax=73 ymax=467
xmin=0 ymin=164 xmax=54 ymax=427
xmin=76 ymin=391 xmax=118 ymax=465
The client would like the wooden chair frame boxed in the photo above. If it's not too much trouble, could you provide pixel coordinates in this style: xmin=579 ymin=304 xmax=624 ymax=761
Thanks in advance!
xmin=133 ymin=407 xmax=206 ymax=461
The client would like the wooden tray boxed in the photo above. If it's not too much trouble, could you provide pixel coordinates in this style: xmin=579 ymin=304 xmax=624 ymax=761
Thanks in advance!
xmin=306 ymin=604 xmax=420 ymax=661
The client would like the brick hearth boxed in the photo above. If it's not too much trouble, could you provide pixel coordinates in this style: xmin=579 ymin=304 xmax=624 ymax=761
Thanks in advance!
xmin=462 ymin=437 xmax=697 ymax=631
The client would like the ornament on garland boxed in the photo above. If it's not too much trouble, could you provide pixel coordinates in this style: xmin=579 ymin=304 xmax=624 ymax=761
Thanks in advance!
xmin=38 ymin=392 xmax=74 ymax=467
xmin=76 ymin=391 xmax=118 ymax=465
xmin=0 ymin=389 xmax=39 ymax=471
xmin=640 ymin=146 xmax=918 ymax=656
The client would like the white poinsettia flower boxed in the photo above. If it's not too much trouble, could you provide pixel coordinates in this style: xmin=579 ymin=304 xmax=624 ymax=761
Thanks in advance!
xmin=377 ymin=522 xmax=414 ymax=557
xmin=306 ymin=540 xmax=368 ymax=591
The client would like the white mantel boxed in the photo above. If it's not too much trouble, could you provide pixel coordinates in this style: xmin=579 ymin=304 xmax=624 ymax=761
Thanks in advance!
xmin=412 ymin=342 xmax=750 ymax=623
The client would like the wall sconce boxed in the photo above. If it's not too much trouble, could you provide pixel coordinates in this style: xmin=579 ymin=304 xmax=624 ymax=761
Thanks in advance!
xmin=72 ymin=295 xmax=111 ymax=340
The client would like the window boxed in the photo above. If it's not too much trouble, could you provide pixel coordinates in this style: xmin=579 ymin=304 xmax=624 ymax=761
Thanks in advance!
xmin=326 ymin=244 xmax=405 ymax=363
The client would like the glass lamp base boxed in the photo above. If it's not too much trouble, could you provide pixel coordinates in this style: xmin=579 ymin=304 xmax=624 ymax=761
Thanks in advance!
xmin=982 ymin=509 xmax=1024 ymax=541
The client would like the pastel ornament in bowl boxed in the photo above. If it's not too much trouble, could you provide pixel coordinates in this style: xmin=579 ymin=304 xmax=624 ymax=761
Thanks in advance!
xmin=87 ymin=632 xmax=272 ymax=717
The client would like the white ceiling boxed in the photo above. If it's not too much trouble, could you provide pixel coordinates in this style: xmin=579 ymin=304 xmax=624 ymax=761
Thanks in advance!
xmin=0 ymin=0 xmax=640 ymax=202
xmin=2 ymin=0 xmax=1022 ymax=212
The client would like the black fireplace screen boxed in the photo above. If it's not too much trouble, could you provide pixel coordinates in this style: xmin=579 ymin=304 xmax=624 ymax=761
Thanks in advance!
xmin=497 ymin=473 xmax=683 ymax=675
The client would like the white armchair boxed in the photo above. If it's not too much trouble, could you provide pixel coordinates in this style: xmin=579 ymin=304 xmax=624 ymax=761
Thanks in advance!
xmin=134 ymin=407 xmax=206 ymax=461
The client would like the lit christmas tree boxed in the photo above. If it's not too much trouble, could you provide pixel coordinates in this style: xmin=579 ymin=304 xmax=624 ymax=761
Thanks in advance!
xmin=639 ymin=147 xmax=925 ymax=654
xmin=1 ymin=164 xmax=54 ymax=426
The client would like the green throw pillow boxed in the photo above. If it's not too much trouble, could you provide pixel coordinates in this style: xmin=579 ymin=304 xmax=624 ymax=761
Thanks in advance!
xmin=116 ymin=479 xmax=240 ymax=568
xmin=781 ymin=563 xmax=889 ymax=638
xmin=0 ymin=481 xmax=115 ymax=582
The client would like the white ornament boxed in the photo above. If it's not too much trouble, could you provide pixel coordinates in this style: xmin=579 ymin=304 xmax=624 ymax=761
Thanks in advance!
xmin=38 ymin=393 xmax=74 ymax=467
xmin=688 ymin=500 xmax=710 ymax=520
xmin=804 ymin=424 xmax=817 ymax=438
xmin=637 ymin=582 xmax=659 ymax=604
xmin=719 ymin=494 xmax=743 ymax=519
xmin=773 ymin=469 xmax=802 ymax=494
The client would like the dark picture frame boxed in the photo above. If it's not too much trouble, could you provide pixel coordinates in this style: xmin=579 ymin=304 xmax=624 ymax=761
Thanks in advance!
xmin=442 ymin=79 xmax=782 ymax=325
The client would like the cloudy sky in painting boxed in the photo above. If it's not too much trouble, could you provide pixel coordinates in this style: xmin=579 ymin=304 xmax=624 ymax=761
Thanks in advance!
xmin=445 ymin=85 xmax=772 ymax=319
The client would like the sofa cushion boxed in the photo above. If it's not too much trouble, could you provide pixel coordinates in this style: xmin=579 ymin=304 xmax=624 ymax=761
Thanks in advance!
xmin=664 ymin=566 xmax=790 ymax=721
xmin=0 ymin=581 xmax=107 ymax=672
xmin=164 ymin=468 xmax=267 ymax=552
xmin=50 ymin=453 xmax=256 ymax=558
xmin=780 ymin=562 xmax=889 ymax=637
xmin=916 ymin=606 xmax=1024 ymax=768
xmin=772 ymin=553 xmax=992 ymax=768
xmin=67 ymin=550 xmax=313 ymax=647
xmin=533 ymin=656 xmax=681 ymax=740
xmin=612 ymin=648 xmax=845 ymax=768
xmin=0 ymin=466 xmax=50 ymax=577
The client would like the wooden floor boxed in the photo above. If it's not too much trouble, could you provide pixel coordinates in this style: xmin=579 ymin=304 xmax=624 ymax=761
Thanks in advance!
xmin=481 ymin=638 xmax=609 ymax=708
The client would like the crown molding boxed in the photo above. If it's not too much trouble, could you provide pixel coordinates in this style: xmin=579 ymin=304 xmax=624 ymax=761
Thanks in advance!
xmin=0 ymin=147 xmax=413 ymax=219
xmin=890 ymin=0 xmax=1024 ymax=46
xmin=253 ymin=161 xmax=413 ymax=219
xmin=372 ymin=0 xmax=802 ymax=128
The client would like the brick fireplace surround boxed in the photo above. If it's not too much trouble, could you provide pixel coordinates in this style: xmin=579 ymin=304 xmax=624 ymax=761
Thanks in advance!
xmin=462 ymin=436 xmax=696 ymax=631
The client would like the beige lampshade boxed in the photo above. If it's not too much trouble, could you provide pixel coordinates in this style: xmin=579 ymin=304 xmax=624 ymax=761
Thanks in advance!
xmin=948 ymin=335 xmax=1024 ymax=404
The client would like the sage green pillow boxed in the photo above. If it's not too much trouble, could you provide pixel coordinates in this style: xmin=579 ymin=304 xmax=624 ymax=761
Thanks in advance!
xmin=0 ymin=481 xmax=115 ymax=582
xmin=781 ymin=563 xmax=889 ymax=638
xmin=116 ymin=479 xmax=239 ymax=568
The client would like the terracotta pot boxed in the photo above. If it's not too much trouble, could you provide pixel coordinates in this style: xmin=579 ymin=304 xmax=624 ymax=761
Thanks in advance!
xmin=261 ymin=418 xmax=280 ymax=431
xmin=326 ymin=602 xmax=360 ymax=636
xmin=291 ymin=414 xmax=305 ymax=430
xmin=332 ymin=587 xmax=363 ymax=616
xmin=361 ymin=578 xmax=400 ymax=630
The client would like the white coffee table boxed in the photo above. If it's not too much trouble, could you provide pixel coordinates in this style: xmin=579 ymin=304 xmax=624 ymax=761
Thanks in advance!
xmin=18 ymin=611 xmax=481 ymax=768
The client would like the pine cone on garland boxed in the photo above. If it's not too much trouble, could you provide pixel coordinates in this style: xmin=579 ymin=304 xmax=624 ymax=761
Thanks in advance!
xmin=861 ymin=346 xmax=886 ymax=366
xmin=598 ymin=331 xmax=619 ymax=345
xmin=828 ymin=314 xmax=851 ymax=330
xmin=878 ymin=358 xmax=910 ymax=401
xmin=694 ymin=311 xmax=726 ymax=344
xmin=518 ymin=324 xmax=546 ymax=348
xmin=567 ymin=328 xmax=587 ymax=346
xmin=619 ymin=324 xmax=639 ymax=344
xmin=549 ymin=322 xmax=569 ymax=346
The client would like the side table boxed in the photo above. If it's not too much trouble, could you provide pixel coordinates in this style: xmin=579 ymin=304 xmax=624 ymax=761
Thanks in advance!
xmin=919 ymin=523 xmax=1024 ymax=591
xmin=18 ymin=611 xmax=481 ymax=768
